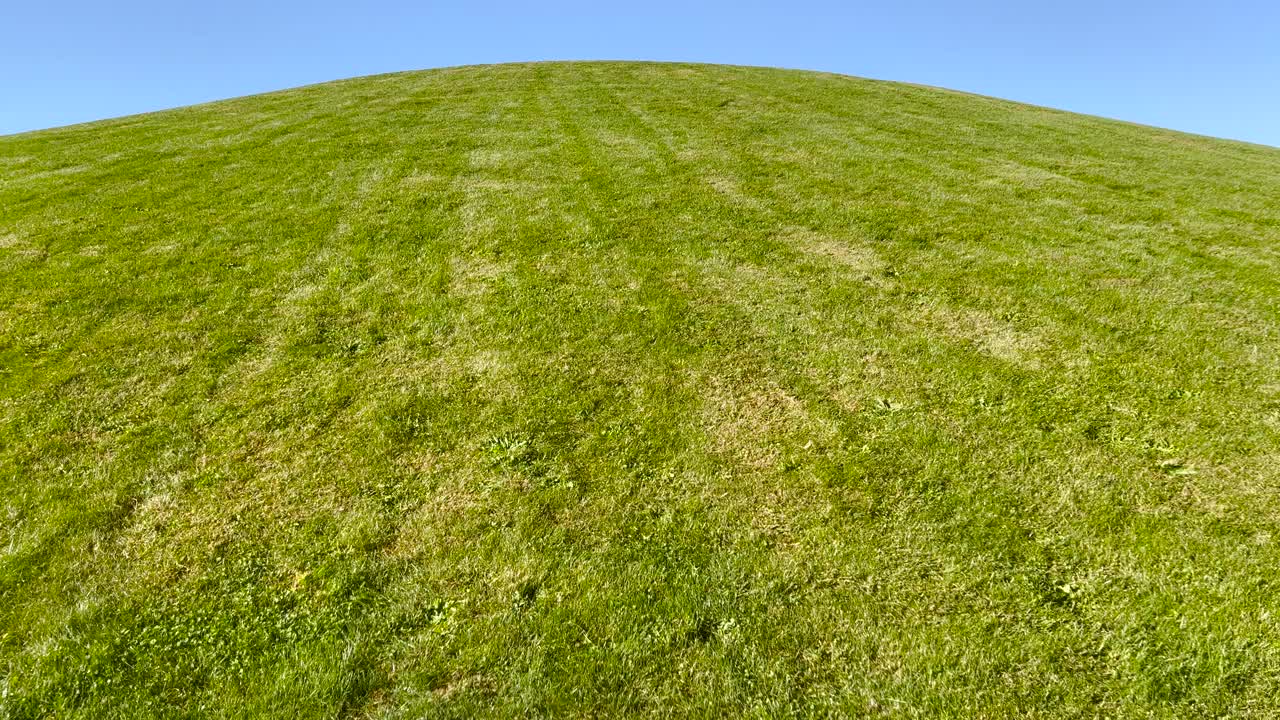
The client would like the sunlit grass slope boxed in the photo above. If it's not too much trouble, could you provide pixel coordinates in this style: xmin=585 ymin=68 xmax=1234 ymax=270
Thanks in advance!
xmin=3 ymin=62 xmax=1280 ymax=718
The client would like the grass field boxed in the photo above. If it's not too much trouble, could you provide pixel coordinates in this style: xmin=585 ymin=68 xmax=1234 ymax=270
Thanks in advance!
xmin=3 ymin=61 xmax=1280 ymax=717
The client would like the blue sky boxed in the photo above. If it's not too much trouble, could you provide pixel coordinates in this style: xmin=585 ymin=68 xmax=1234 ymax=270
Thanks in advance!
xmin=3 ymin=1 xmax=1277 ymax=146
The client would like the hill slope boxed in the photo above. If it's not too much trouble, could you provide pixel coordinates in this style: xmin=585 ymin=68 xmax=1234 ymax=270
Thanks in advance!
xmin=3 ymin=62 xmax=1280 ymax=717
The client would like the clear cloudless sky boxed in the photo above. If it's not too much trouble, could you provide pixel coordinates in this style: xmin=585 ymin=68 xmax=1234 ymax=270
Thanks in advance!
xmin=2 ymin=1 xmax=1278 ymax=146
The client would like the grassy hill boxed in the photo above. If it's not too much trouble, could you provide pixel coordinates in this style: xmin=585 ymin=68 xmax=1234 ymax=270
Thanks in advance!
xmin=3 ymin=61 xmax=1280 ymax=717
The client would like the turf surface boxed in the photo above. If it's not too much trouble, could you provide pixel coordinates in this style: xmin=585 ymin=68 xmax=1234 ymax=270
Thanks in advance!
xmin=3 ymin=61 xmax=1280 ymax=717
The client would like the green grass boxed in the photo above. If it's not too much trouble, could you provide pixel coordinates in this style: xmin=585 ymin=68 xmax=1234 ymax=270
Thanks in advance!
xmin=3 ymin=61 xmax=1280 ymax=718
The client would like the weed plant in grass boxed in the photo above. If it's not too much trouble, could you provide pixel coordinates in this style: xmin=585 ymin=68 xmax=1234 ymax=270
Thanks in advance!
xmin=2 ymin=62 xmax=1280 ymax=717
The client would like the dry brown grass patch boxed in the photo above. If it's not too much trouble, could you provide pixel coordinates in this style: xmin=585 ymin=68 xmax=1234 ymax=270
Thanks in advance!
xmin=921 ymin=303 xmax=1043 ymax=367
xmin=782 ymin=227 xmax=883 ymax=277
xmin=702 ymin=377 xmax=834 ymax=470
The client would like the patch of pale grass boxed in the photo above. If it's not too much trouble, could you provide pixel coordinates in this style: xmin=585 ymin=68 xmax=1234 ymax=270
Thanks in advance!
xmin=706 ymin=175 xmax=766 ymax=211
xmin=981 ymin=159 xmax=1078 ymax=189
xmin=920 ymin=302 xmax=1043 ymax=367
xmin=467 ymin=148 xmax=514 ymax=170
xmin=448 ymin=255 xmax=511 ymax=297
xmin=701 ymin=376 xmax=835 ymax=470
xmin=782 ymin=227 xmax=883 ymax=275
